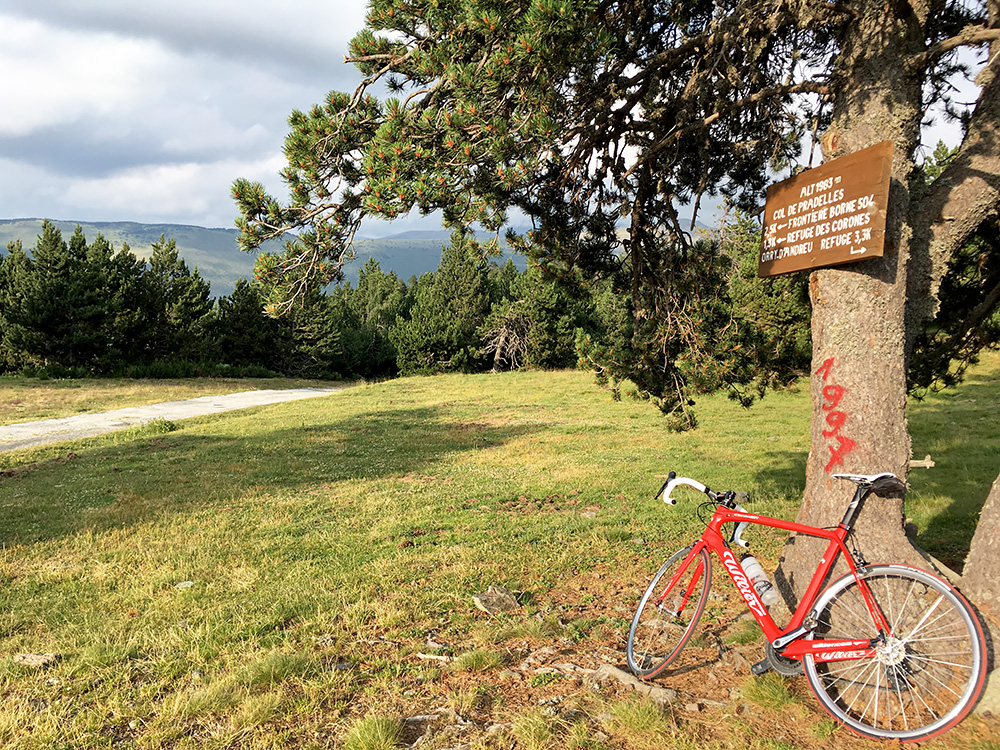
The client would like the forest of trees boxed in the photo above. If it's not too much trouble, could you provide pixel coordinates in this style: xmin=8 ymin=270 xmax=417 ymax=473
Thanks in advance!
xmin=0 ymin=219 xmax=809 ymax=384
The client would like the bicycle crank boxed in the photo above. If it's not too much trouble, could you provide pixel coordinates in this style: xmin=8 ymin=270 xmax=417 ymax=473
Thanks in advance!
xmin=751 ymin=642 xmax=804 ymax=677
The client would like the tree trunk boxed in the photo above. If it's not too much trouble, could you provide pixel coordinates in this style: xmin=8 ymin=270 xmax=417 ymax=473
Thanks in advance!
xmin=964 ymin=471 xmax=1000 ymax=630
xmin=907 ymin=15 xmax=1000 ymax=353
xmin=775 ymin=3 xmax=929 ymax=603
xmin=960 ymin=6 xmax=1000 ymax=710
xmin=962 ymin=470 xmax=1000 ymax=712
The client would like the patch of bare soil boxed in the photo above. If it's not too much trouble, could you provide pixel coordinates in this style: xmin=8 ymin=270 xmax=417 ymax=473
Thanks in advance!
xmin=356 ymin=565 xmax=999 ymax=750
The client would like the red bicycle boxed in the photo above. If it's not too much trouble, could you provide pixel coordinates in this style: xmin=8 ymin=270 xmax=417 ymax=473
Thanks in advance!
xmin=626 ymin=472 xmax=987 ymax=742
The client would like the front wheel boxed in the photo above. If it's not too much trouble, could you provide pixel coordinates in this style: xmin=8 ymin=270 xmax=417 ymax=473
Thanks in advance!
xmin=803 ymin=565 xmax=986 ymax=742
xmin=627 ymin=544 xmax=711 ymax=679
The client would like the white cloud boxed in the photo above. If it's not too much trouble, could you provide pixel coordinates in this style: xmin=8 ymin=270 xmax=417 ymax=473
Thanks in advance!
xmin=1 ymin=1 xmax=370 ymax=75
xmin=0 ymin=15 xmax=176 ymax=137
xmin=0 ymin=12 xmax=323 ymax=155
xmin=58 ymin=155 xmax=288 ymax=228
xmin=0 ymin=157 xmax=64 ymax=210
xmin=0 ymin=2 xmax=379 ymax=229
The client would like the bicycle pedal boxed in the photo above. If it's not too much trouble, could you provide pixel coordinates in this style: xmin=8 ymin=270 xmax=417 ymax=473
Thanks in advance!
xmin=751 ymin=658 xmax=771 ymax=676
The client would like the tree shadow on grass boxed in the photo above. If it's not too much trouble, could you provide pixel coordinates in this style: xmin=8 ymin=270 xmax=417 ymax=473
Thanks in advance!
xmin=906 ymin=370 xmax=1000 ymax=571
xmin=1 ymin=405 xmax=545 ymax=547
xmin=751 ymin=448 xmax=808 ymax=504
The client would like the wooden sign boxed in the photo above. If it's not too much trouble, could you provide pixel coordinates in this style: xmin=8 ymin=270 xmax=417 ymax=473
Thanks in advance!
xmin=758 ymin=141 xmax=894 ymax=277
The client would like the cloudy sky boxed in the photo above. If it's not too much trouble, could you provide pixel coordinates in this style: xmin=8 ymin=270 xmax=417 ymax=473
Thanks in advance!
xmin=0 ymin=1 xmax=416 ymax=232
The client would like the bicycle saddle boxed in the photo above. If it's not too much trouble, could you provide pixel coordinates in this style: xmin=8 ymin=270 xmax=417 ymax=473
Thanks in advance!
xmin=833 ymin=472 xmax=906 ymax=496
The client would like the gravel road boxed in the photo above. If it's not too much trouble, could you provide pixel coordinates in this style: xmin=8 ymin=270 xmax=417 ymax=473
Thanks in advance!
xmin=0 ymin=387 xmax=346 ymax=453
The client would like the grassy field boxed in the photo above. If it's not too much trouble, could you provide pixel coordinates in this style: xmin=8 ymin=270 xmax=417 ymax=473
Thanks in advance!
xmin=1 ymin=356 xmax=998 ymax=749
xmin=0 ymin=377 xmax=336 ymax=427
xmin=905 ymin=351 xmax=1000 ymax=569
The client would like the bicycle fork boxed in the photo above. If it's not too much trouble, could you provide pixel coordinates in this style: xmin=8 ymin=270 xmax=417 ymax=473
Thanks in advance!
xmin=656 ymin=556 xmax=706 ymax=619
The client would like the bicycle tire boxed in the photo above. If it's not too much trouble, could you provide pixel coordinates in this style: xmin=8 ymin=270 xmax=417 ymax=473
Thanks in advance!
xmin=627 ymin=544 xmax=712 ymax=679
xmin=803 ymin=564 xmax=986 ymax=742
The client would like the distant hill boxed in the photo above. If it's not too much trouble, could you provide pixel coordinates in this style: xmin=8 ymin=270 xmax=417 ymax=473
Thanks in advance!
xmin=0 ymin=219 xmax=525 ymax=298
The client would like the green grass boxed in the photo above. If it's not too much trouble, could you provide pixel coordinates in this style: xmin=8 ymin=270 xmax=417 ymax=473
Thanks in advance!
xmin=723 ymin=617 xmax=763 ymax=646
xmin=448 ymin=648 xmax=503 ymax=672
xmin=905 ymin=350 xmax=1000 ymax=570
xmin=0 ymin=375 xmax=335 ymax=426
xmin=601 ymin=698 xmax=693 ymax=750
xmin=1 ymin=356 xmax=998 ymax=748
xmin=342 ymin=716 xmax=402 ymax=750
xmin=513 ymin=710 xmax=559 ymax=750
xmin=741 ymin=673 xmax=802 ymax=712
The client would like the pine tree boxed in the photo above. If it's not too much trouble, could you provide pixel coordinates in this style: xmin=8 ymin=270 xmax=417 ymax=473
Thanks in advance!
xmin=145 ymin=235 xmax=214 ymax=363
xmin=480 ymin=259 xmax=529 ymax=370
xmin=233 ymin=0 xmax=1000 ymax=619
xmin=0 ymin=247 xmax=4 ymax=368
xmin=284 ymin=292 xmax=341 ymax=378
xmin=2 ymin=220 xmax=75 ymax=370
xmin=64 ymin=228 xmax=113 ymax=369
xmin=234 ymin=0 xmax=999 ymax=425
xmin=233 ymin=0 xmax=836 ymax=422
xmin=486 ymin=259 xmax=522 ymax=306
xmin=104 ymin=241 xmax=154 ymax=369
xmin=0 ymin=240 xmax=26 ymax=371
xmin=390 ymin=232 xmax=490 ymax=374
xmin=722 ymin=213 xmax=812 ymax=388
xmin=521 ymin=265 xmax=595 ymax=369
xmin=346 ymin=258 xmax=407 ymax=376
xmin=217 ymin=278 xmax=286 ymax=371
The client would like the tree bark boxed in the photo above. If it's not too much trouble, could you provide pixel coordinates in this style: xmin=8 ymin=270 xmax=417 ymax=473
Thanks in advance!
xmin=961 ymin=3 xmax=1000 ymax=663
xmin=961 ymin=469 xmax=1000 ymax=711
xmin=907 ymin=40 xmax=1000 ymax=354
xmin=775 ymin=2 xmax=929 ymax=602
xmin=963 ymin=471 xmax=1000 ymax=630
xmin=905 ymin=8 xmax=1000 ymax=708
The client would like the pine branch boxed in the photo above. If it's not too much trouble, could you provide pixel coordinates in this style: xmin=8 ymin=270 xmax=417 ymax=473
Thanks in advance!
xmin=623 ymin=81 xmax=829 ymax=180
xmin=926 ymin=275 xmax=1000 ymax=367
xmin=920 ymin=25 xmax=1000 ymax=67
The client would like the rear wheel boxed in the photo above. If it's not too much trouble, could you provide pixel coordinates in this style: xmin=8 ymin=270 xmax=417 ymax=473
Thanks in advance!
xmin=627 ymin=545 xmax=711 ymax=679
xmin=803 ymin=565 xmax=985 ymax=742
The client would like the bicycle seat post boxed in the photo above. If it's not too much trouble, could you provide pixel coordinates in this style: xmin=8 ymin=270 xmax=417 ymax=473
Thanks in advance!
xmin=833 ymin=473 xmax=905 ymax=532
xmin=839 ymin=483 xmax=872 ymax=532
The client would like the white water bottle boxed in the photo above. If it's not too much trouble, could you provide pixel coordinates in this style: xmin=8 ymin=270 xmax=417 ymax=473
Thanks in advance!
xmin=740 ymin=555 xmax=780 ymax=607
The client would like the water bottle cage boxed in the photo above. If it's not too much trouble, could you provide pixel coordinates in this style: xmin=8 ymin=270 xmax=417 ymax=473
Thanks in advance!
xmin=740 ymin=554 xmax=779 ymax=607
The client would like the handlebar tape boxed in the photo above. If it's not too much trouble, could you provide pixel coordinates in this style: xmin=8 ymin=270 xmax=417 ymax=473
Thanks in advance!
xmin=661 ymin=476 xmax=708 ymax=505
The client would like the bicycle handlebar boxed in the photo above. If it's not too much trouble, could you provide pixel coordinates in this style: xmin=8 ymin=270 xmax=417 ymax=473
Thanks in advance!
xmin=657 ymin=474 xmax=709 ymax=505
xmin=656 ymin=472 xmax=754 ymax=548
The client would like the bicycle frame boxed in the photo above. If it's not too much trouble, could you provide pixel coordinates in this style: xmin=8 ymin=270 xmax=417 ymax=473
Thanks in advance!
xmin=660 ymin=505 xmax=889 ymax=664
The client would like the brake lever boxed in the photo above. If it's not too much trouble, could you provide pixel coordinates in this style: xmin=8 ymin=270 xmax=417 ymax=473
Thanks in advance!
xmin=732 ymin=520 xmax=751 ymax=548
xmin=731 ymin=504 xmax=751 ymax=548
xmin=654 ymin=472 xmax=676 ymax=502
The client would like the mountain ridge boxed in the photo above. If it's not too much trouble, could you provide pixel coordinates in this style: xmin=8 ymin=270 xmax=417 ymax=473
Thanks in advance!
xmin=1 ymin=217 xmax=713 ymax=297
xmin=0 ymin=219 xmax=523 ymax=297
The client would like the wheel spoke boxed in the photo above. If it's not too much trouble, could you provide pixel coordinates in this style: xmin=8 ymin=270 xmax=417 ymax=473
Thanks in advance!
xmin=906 ymin=653 xmax=975 ymax=671
xmin=901 ymin=595 xmax=944 ymax=644
xmin=803 ymin=568 xmax=983 ymax=741
xmin=816 ymin=590 xmax=871 ymax=635
xmin=627 ymin=546 xmax=711 ymax=679
xmin=883 ymin=574 xmax=897 ymax=632
xmin=888 ymin=668 xmax=909 ymax=731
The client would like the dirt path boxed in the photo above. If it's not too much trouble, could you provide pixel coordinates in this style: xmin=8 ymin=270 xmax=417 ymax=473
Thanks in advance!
xmin=0 ymin=387 xmax=347 ymax=453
